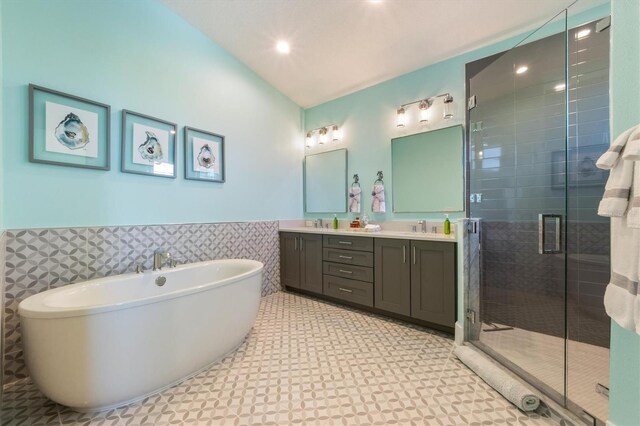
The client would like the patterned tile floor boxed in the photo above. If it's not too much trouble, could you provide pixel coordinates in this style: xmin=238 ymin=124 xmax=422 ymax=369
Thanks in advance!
xmin=2 ymin=292 xmax=558 ymax=426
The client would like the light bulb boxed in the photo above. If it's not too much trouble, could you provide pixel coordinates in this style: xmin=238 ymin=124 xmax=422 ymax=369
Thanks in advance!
xmin=305 ymin=131 xmax=313 ymax=148
xmin=419 ymin=100 xmax=429 ymax=123
xmin=516 ymin=65 xmax=528 ymax=74
xmin=396 ymin=107 xmax=406 ymax=128
xmin=576 ymin=28 xmax=591 ymax=39
xmin=554 ymin=83 xmax=566 ymax=92
xmin=276 ymin=40 xmax=290 ymax=54
xmin=443 ymin=95 xmax=454 ymax=120
xmin=332 ymin=125 xmax=342 ymax=142
xmin=319 ymin=128 xmax=328 ymax=144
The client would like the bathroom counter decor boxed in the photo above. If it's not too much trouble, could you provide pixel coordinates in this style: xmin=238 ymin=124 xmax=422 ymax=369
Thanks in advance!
xmin=18 ymin=259 xmax=264 ymax=412
xmin=279 ymin=226 xmax=457 ymax=243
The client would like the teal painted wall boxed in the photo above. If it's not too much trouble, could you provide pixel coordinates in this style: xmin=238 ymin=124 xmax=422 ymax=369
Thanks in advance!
xmin=304 ymin=4 xmax=610 ymax=224
xmin=609 ymin=1 xmax=640 ymax=425
xmin=2 ymin=0 xmax=303 ymax=229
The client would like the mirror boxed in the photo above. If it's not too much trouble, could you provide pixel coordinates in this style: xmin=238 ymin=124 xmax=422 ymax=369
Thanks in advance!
xmin=304 ymin=148 xmax=348 ymax=213
xmin=392 ymin=125 xmax=464 ymax=212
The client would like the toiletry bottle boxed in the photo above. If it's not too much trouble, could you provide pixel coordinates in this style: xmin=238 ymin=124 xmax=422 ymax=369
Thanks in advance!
xmin=332 ymin=214 xmax=338 ymax=230
xmin=361 ymin=212 xmax=369 ymax=228
xmin=444 ymin=214 xmax=451 ymax=235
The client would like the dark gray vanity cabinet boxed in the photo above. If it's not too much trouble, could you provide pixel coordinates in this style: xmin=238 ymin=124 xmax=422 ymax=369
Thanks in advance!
xmin=374 ymin=238 xmax=411 ymax=316
xmin=279 ymin=232 xmax=323 ymax=294
xmin=280 ymin=232 xmax=300 ymax=288
xmin=410 ymin=240 xmax=456 ymax=328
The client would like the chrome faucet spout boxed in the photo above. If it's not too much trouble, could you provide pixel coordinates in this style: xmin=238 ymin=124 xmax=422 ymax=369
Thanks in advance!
xmin=418 ymin=220 xmax=427 ymax=233
xmin=153 ymin=249 xmax=171 ymax=271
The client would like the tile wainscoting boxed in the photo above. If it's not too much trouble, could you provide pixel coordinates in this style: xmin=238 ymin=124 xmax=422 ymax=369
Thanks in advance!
xmin=2 ymin=221 xmax=281 ymax=388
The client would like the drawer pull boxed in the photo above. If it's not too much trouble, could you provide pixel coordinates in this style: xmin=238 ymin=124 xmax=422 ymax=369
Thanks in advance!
xmin=339 ymin=269 xmax=353 ymax=274
xmin=338 ymin=241 xmax=353 ymax=245
xmin=338 ymin=255 xmax=353 ymax=260
xmin=338 ymin=287 xmax=353 ymax=293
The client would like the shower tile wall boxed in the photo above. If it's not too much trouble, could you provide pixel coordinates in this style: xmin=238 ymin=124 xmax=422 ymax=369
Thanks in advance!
xmin=2 ymin=221 xmax=281 ymax=387
xmin=470 ymin=24 xmax=610 ymax=348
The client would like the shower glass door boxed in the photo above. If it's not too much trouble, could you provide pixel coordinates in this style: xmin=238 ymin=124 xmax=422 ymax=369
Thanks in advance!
xmin=466 ymin=8 xmax=611 ymax=424
xmin=467 ymin=7 xmax=569 ymax=408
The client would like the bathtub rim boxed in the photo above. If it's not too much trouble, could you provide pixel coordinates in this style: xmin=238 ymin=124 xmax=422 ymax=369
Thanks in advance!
xmin=18 ymin=258 xmax=264 ymax=320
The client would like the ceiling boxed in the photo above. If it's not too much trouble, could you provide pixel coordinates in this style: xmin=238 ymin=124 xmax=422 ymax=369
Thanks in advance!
xmin=160 ymin=0 xmax=606 ymax=108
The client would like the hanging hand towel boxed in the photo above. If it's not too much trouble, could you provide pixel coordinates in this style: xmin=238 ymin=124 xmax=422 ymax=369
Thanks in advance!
xmin=371 ymin=184 xmax=386 ymax=213
xmin=597 ymin=124 xmax=640 ymax=333
xmin=349 ymin=187 xmax=361 ymax=213
xmin=597 ymin=126 xmax=635 ymax=217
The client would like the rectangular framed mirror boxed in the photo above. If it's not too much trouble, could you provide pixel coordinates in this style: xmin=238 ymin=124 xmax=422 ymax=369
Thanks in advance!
xmin=392 ymin=125 xmax=464 ymax=212
xmin=304 ymin=148 xmax=348 ymax=213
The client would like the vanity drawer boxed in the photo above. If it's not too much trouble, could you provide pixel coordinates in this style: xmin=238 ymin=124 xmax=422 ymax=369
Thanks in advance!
xmin=323 ymin=261 xmax=373 ymax=282
xmin=323 ymin=275 xmax=374 ymax=307
xmin=323 ymin=248 xmax=374 ymax=267
xmin=323 ymin=235 xmax=373 ymax=252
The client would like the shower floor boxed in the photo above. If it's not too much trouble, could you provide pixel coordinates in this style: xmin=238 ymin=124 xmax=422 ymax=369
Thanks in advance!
xmin=479 ymin=324 xmax=609 ymax=423
xmin=1 ymin=292 xmax=559 ymax=425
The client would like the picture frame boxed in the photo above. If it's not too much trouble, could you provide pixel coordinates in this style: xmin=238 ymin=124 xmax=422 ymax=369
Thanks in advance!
xmin=29 ymin=84 xmax=111 ymax=170
xmin=121 ymin=110 xmax=177 ymax=178
xmin=184 ymin=126 xmax=225 ymax=183
xmin=551 ymin=146 xmax=608 ymax=189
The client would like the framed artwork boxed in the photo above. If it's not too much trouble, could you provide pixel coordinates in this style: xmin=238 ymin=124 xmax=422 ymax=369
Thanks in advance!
xmin=184 ymin=126 xmax=225 ymax=183
xmin=29 ymin=84 xmax=110 ymax=170
xmin=121 ymin=110 xmax=177 ymax=178
xmin=551 ymin=146 xmax=608 ymax=189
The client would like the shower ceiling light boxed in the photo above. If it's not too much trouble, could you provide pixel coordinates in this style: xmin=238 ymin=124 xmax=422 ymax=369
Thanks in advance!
xmin=516 ymin=66 xmax=528 ymax=74
xmin=554 ymin=83 xmax=566 ymax=92
xmin=276 ymin=40 xmax=290 ymax=54
xmin=576 ymin=28 xmax=591 ymax=39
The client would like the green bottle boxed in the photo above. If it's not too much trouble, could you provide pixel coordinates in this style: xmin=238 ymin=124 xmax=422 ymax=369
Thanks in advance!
xmin=332 ymin=214 xmax=338 ymax=230
xmin=444 ymin=214 xmax=451 ymax=235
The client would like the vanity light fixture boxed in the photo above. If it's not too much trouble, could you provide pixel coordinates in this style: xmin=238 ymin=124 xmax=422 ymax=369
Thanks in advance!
xmin=396 ymin=92 xmax=453 ymax=127
xmin=304 ymin=123 xmax=342 ymax=148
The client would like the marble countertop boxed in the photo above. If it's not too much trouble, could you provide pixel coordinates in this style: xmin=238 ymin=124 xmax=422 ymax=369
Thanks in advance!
xmin=278 ymin=226 xmax=457 ymax=243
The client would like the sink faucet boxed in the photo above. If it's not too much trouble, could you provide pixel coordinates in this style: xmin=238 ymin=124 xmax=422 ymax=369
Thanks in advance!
xmin=418 ymin=220 xmax=427 ymax=233
xmin=153 ymin=248 xmax=172 ymax=271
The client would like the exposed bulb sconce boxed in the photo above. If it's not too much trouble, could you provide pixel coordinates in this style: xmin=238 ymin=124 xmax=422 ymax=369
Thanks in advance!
xmin=418 ymin=100 xmax=430 ymax=123
xmin=396 ymin=107 xmax=406 ymax=128
xmin=332 ymin=125 xmax=343 ymax=141
xmin=304 ymin=123 xmax=342 ymax=148
xmin=395 ymin=93 xmax=453 ymax=128
xmin=319 ymin=127 xmax=329 ymax=144
xmin=443 ymin=94 xmax=454 ymax=119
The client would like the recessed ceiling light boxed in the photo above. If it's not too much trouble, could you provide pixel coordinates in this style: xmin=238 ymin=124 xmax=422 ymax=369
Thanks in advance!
xmin=276 ymin=40 xmax=290 ymax=54
xmin=554 ymin=83 xmax=566 ymax=92
xmin=516 ymin=66 xmax=528 ymax=74
xmin=368 ymin=0 xmax=384 ymax=3
xmin=576 ymin=28 xmax=591 ymax=39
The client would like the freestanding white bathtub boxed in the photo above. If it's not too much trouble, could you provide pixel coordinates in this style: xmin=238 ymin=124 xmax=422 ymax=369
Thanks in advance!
xmin=18 ymin=258 xmax=264 ymax=412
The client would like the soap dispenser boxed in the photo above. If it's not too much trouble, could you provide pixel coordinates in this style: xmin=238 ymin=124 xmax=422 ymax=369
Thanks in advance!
xmin=444 ymin=214 xmax=451 ymax=235
xmin=332 ymin=214 xmax=338 ymax=230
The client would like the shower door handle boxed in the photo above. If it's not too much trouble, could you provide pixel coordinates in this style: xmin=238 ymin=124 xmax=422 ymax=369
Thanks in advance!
xmin=538 ymin=214 xmax=562 ymax=254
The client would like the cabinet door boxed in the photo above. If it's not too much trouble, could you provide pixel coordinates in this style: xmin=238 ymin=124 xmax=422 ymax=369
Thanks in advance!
xmin=374 ymin=238 xmax=411 ymax=316
xmin=410 ymin=240 xmax=456 ymax=327
xmin=300 ymin=233 xmax=323 ymax=294
xmin=280 ymin=232 xmax=300 ymax=288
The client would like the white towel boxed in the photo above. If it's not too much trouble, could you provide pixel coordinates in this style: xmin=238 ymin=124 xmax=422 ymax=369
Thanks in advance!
xmin=349 ymin=187 xmax=361 ymax=213
xmin=598 ymin=124 xmax=640 ymax=333
xmin=622 ymin=128 xmax=640 ymax=227
xmin=371 ymin=184 xmax=385 ymax=213
xmin=597 ymin=126 xmax=635 ymax=217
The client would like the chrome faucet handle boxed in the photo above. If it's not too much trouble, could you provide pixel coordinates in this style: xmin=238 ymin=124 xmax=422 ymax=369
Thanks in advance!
xmin=411 ymin=225 xmax=417 ymax=233
xmin=135 ymin=263 xmax=145 ymax=274
xmin=169 ymin=257 xmax=181 ymax=268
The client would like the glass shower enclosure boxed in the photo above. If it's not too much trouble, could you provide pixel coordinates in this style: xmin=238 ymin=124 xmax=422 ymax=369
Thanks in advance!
xmin=465 ymin=8 xmax=610 ymax=425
